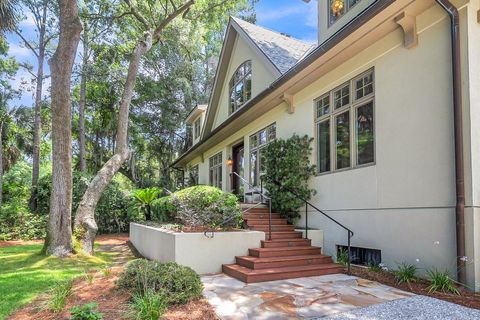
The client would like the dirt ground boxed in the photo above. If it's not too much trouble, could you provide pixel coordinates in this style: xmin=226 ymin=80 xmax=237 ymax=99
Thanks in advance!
xmin=350 ymin=266 xmax=480 ymax=309
xmin=7 ymin=234 xmax=218 ymax=320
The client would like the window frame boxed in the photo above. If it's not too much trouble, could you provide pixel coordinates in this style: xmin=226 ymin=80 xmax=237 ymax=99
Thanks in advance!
xmin=328 ymin=0 xmax=363 ymax=27
xmin=249 ymin=123 xmax=276 ymax=186
xmin=229 ymin=60 xmax=252 ymax=115
xmin=193 ymin=118 xmax=201 ymax=140
xmin=209 ymin=152 xmax=223 ymax=189
xmin=189 ymin=164 xmax=199 ymax=185
xmin=314 ymin=68 xmax=375 ymax=175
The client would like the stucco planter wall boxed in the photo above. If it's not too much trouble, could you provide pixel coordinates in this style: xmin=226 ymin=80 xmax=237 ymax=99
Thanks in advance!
xmin=295 ymin=229 xmax=324 ymax=252
xmin=129 ymin=223 xmax=265 ymax=274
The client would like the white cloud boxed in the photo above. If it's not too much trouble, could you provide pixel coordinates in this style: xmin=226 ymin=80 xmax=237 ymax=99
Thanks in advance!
xmin=8 ymin=43 xmax=31 ymax=57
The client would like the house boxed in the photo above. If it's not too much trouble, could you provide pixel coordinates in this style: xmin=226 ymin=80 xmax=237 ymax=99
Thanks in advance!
xmin=171 ymin=0 xmax=480 ymax=290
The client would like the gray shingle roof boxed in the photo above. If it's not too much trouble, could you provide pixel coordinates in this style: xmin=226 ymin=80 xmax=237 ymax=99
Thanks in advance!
xmin=232 ymin=17 xmax=316 ymax=74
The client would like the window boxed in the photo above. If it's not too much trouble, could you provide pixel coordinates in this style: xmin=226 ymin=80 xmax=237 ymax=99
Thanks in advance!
xmin=229 ymin=61 xmax=252 ymax=114
xmin=209 ymin=152 xmax=222 ymax=188
xmin=337 ymin=245 xmax=381 ymax=266
xmin=189 ymin=165 xmax=199 ymax=185
xmin=193 ymin=118 xmax=201 ymax=140
xmin=250 ymin=123 xmax=276 ymax=186
xmin=315 ymin=69 xmax=374 ymax=174
xmin=329 ymin=0 xmax=363 ymax=26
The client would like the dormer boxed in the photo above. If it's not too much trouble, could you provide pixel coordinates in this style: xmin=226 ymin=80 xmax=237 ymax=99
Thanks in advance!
xmin=185 ymin=104 xmax=207 ymax=145
xmin=318 ymin=0 xmax=375 ymax=44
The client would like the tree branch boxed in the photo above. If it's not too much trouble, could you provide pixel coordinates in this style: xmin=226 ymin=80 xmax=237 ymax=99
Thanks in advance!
xmin=123 ymin=0 xmax=151 ymax=30
xmin=14 ymin=30 xmax=39 ymax=58
xmin=152 ymin=0 xmax=195 ymax=41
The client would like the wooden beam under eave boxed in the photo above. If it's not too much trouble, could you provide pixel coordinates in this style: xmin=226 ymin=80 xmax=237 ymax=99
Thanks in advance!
xmin=395 ymin=12 xmax=418 ymax=49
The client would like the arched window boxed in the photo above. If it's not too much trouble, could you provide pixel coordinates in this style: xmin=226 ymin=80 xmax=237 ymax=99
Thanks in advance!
xmin=229 ymin=60 xmax=252 ymax=114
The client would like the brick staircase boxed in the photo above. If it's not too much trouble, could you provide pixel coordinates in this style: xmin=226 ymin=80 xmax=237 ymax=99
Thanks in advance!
xmin=222 ymin=206 xmax=344 ymax=283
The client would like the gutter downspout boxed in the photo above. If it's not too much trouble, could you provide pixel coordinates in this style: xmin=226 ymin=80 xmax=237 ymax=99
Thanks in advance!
xmin=435 ymin=0 xmax=466 ymax=285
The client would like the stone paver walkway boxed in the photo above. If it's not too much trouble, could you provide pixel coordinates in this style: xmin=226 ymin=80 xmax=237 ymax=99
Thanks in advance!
xmin=202 ymin=273 xmax=414 ymax=319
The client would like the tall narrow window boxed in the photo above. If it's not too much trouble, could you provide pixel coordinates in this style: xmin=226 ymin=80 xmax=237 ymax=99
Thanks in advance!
xmin=229 ymin=61 xmax=252 ymax=114
xmin=193 ymin=118 xmax=201 ymax=140
xmin=209 ymin=152 xmax=222 ymax=188
xmin=250 ymin=123 xmax=276 ymax=185
xmin=314 ymin=69 xmax=375 ymax=173
xmin=329 ymin=0 xmax=364 ymax=26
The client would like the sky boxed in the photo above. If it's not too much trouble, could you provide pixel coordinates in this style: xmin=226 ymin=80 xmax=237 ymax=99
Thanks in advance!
xmin=5 ymin=0 xmax=319 ymax=108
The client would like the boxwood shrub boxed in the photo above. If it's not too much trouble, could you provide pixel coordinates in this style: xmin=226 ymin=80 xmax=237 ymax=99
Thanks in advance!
xmin=117 ymin=259 xmax=203 ymax=305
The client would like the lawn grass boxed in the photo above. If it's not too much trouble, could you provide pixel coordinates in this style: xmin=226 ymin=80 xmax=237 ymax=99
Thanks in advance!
xmin=0 ymin=243 xmax=112 ymax=319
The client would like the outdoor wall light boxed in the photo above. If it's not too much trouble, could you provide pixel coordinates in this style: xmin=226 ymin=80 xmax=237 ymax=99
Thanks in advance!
xmin=226 ymin=156 xmax=233 ymax=167
xmin=331 ymin=0 xmax=344 ymax=17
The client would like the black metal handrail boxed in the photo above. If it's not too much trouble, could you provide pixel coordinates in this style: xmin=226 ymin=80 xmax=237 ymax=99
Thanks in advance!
xmin=260 ymin=175 xmax=354 ymax=274
xmin=231 ymin=172 xmax=273 ymax=240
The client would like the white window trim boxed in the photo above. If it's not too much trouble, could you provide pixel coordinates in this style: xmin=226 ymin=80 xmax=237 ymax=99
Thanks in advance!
xmin=328 ymin=0 xmax=364 ymax=27
xmin=209 ymin=152 xmax=223 ymax=188
xmin=314 ymin=68 xmax=375 ymax=175
xmin=229 ymin=60 xmax=253 ymax=115
xmin=249 ymin=123 xmax=276 ymax=186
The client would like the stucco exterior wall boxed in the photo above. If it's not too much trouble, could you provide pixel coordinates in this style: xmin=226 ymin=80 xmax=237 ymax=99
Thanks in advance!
xmin=212 ymin=35 xmax=277 ymax=130
xmin=183 ymin=4 xmax=480 ymax=287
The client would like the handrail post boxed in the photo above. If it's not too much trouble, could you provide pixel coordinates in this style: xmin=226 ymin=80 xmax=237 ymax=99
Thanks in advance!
xmin=347 ymin=231 xmax=352 ymax=275
xmin=305 ymin=202 xmax=308 ymax=239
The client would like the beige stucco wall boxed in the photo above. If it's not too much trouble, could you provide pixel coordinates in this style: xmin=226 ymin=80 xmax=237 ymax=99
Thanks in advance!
xmin=183 ymin=4 xmax=480 ymax=288
xmin=129 ymin=223 xmax=265 ymax=274
xmin=212 ymin=35 xmax=277 ymax=130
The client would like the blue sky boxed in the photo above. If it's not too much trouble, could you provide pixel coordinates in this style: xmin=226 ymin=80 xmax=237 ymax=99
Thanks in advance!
xmin=6 ymin=0 xmax=319 ymax=107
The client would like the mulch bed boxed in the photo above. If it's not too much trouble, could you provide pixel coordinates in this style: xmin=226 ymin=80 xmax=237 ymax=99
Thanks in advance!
xmin=0 ymin=239 xmax=43 ymax=248
xmin=350 ymin=266 xmax=480 ymax=309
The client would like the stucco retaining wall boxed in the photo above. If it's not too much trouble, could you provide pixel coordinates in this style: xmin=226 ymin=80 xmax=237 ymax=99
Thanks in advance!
xmin=129 ymin=223 xmax=265 ymax=274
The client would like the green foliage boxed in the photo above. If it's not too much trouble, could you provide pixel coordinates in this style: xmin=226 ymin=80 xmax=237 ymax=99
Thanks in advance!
xmin=36 ymin=172 xmax=140 ymax=234
xmin=117 ymin=259 xmax=203 ymax=305
xmin=70 ymin=303 xmax=103 ymax=320
xmin=367 ymin=262 xmax=383 ymax=272
xmin=150 ymin=196 xmax=177 ymax=222
xmin=426 ymin=269 xmax=460 ymax=295
xmin=83 ymin=270 xmax=95 ymax=285
xmin=336 ymin=248 xmax=349 ymax=267
xmin=263 ymin=134 xmax=316 ymax=223
xmin=393 ymin=262 xmax=417 ymax=284
xmin=130 ymin=187 xmax=161 ymax=220
xmin=129 ymin=289 xmax=167 ymax=320
xmin=101 ymin=265 xmax=112 ymax=278
xmin=169 ymin=186 xmax=242 ymax=227
xmin=48 ymin=280 xmax=73 ymax=312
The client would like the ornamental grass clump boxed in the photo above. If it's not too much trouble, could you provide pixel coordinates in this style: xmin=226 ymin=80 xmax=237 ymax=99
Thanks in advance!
xmin=393 ymin=262 xmax=417 ymax=284
xmin=426 ymin=268 xmax=460 ymax=295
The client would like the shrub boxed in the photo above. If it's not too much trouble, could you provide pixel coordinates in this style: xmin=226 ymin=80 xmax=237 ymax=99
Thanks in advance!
xmin=168 ymin=186 xmax=241 ymax=228
xmin=129 ymin=289 xmax=167 ymax=320
xmin=48 ymin=280 xmax=73 ymax=312
xmin=393 ymin=262 xmax=417 ymax=284
xmin=263 ymin=134 xmax=316 ymax=223
xmin=70 ymin=303 xmax=103 ymax=320
xmin=130 ymin=187 xmax=162 ymax=221
xmin=336 ymin=248 xmax=349 ymax=267
xmin=150 ymin=196 xmax=176 ymax=222
xmin=117 ymin=259 xmax=203 ymax=305
xmin=426 ymin=268 xmax=460 ymax=295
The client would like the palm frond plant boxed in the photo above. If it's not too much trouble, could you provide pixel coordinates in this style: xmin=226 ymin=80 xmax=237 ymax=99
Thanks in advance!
xmin=131 ymin=187 xmax=162 ymax=221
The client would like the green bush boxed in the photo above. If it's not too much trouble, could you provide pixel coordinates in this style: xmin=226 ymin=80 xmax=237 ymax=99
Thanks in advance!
xmin=70 ymin=303 xmax=103 ymax=320
xmin=36 ymin=172 xmax=140 ymax=234
xmin=129 ymin=289 xmax=167 ymax=320
xmin=426 ymin=268 xmax=460 ymax=295
xmin=117 ymin=259 xmax=203 ymax=305
xmin=151 ymin=196 xmax=176 ymax=222
xmin=393 ymin=262 xmax=417 ymax=284
xmin=169 ymin=185 xmax=241 ymax=227
xmin=263 ymin=134 xmax=316 ymax=223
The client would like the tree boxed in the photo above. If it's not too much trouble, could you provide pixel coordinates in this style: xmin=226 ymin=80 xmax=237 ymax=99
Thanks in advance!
xmin=0 ymin=0 xmax=17 ymax=32
xmin=15 ymin=0 xmax=58 ymax=210
xmin=74 ymin=0 xmax=252 ymax=254
xmin=0 ymin=38 xmax=19 ymax=206
xmin=43 ymin=0 xmax=82 ymax=257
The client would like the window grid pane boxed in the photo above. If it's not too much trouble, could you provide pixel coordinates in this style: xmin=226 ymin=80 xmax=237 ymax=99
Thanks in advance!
xmin=250 ymin=123 xmax=276 ymax=185
xmin=317 ymin=119 xmax=331 ymax=173
xmin=316 ymin=95 xmax=330 ymax=118
xmin=334 ymin=84 xmax=350 ymax=109
xmin=335 ymin=111 xmax=351 ymax=170
xmin=229 ymin=61 xmax=252 ymax=114
xmin=356 ymin=102 xmax=374 ymax=165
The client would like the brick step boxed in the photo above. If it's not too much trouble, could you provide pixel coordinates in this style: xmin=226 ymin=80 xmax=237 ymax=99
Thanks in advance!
xmin=250 ymin=225 xmax=295 ymax=232
xmin=261 ymin=238 xmax=311 ymax=248
xmin=249 ymin=246 xmax=321 ymax=258
xmin=268 ymin=231 xmax=303 ymax=240
xmin=243 ymin=213 xmax=281 ymax=220
xmin=244 ymin=218 xmax=288 ymax=225
xmin=236 ymin=254 xmax=333 ymax=269
xmin=222 ymin=263 xmax=344 ymax=283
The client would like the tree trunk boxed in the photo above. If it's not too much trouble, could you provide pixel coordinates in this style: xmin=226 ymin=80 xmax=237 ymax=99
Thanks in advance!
xmin=29 ymin=2 xmax=48 ymax=211
xmin=0 ymin=121 xmax=3 ymax=206
xmin=44 ymin=0 xmax=83 ymax=257
xmin=78 ymin=22 xmax=88 ymax=174
xmin=74 ymin=34 xmax=152 ymax=254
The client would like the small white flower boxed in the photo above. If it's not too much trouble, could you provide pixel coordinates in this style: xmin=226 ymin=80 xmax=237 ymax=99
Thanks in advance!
xmin=460 ymin=256 xmax=469 ymax=262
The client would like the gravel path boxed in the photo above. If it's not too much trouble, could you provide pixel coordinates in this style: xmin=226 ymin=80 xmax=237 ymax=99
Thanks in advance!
xmin=322 ymin=295 xmax=480 ymax=320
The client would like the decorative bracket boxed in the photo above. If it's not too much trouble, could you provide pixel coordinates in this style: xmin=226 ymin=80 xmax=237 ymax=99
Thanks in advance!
xmin=395 ymin=12 xmax=418 ymax=49
xmin=283 ymin=93 xmax=295 ymax=114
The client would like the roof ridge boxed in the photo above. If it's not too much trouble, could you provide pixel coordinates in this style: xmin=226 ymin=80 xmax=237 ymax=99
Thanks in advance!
xmin=231 ymin=16 xmax=313 ymax=46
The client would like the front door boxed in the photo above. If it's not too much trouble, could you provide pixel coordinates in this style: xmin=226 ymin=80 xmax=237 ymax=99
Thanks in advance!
xmin=231 ymin=143 xmax=245 ymax=196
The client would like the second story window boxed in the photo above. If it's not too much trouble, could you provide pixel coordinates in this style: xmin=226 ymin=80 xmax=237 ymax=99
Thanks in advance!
xmin=329 ymin=0 xmax=362 ymax=26
xmin=193 ymin=118 xmax=201 ymax=140
xmin=229 ymin=60 xmax=252 ymax=115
